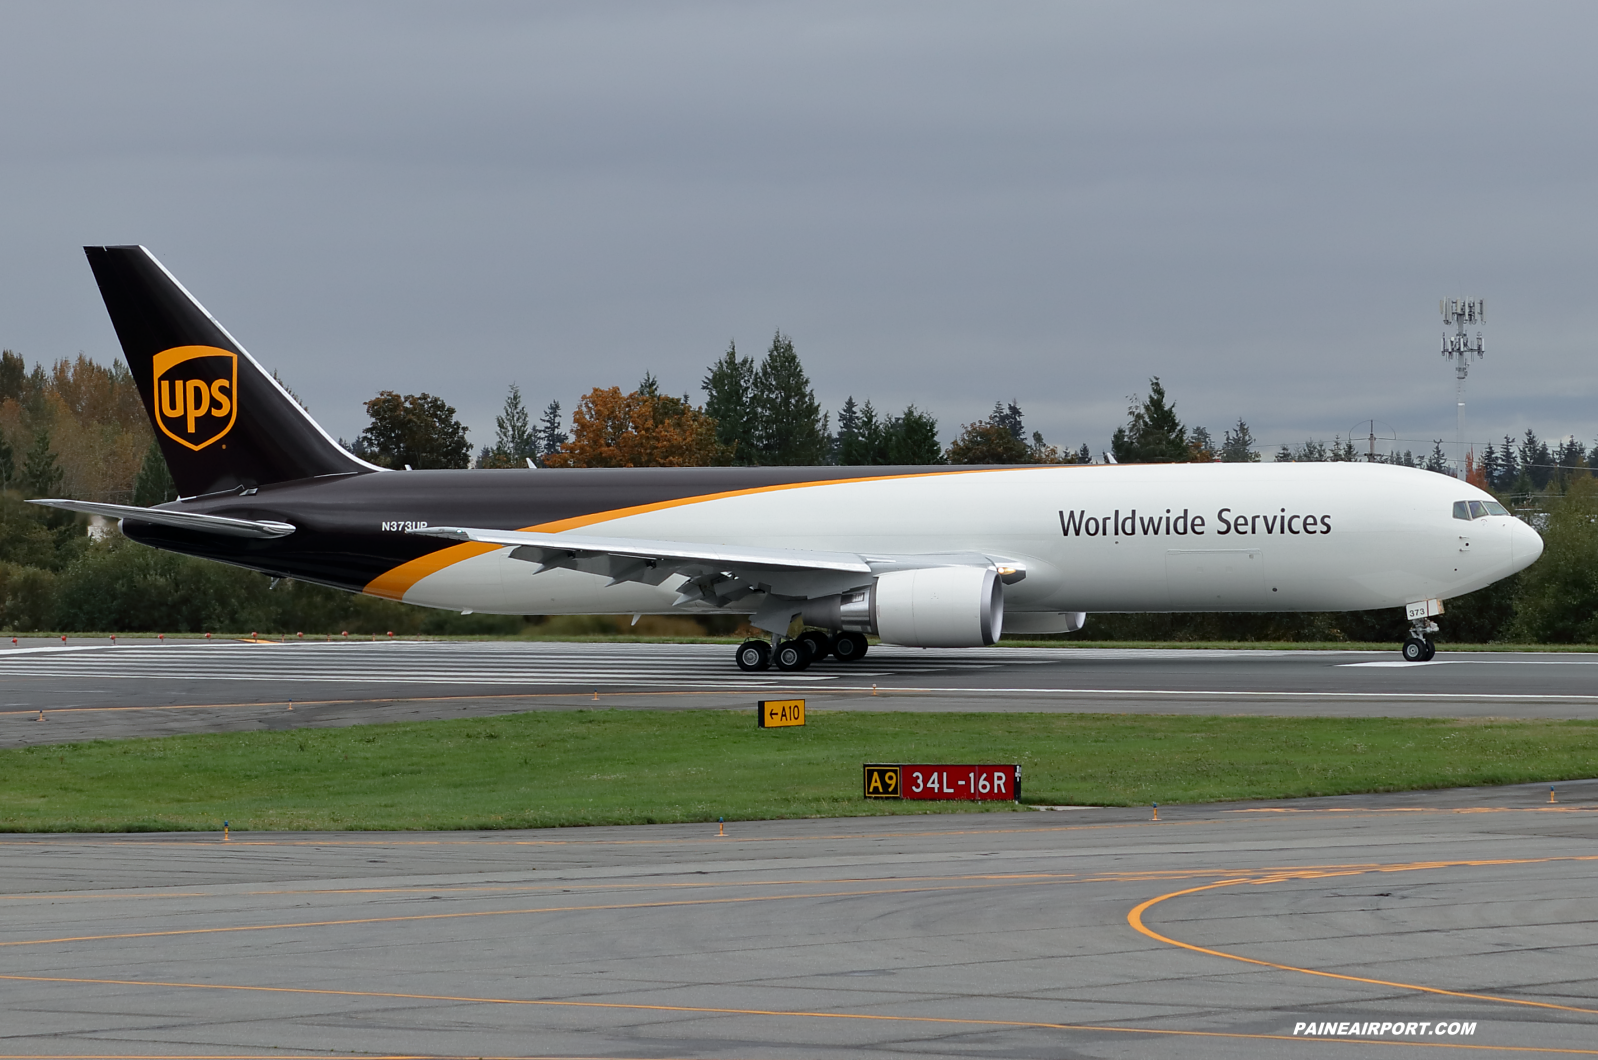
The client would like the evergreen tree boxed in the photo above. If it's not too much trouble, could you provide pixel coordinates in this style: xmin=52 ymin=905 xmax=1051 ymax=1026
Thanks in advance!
xmin=1110 ymin=378 xmax=1189 ymax=463
xmin=0 ymin=349 xmax=25 ymax=403
xmin=992 ymin=401 xmax=1025 ymax=442
xmin=834 ymin=396 xmax=861 ymax=465
xmin=537 ymin=400 xmax=568 ymax=464
xmin=1076 ymin=443 xmax=1092 ymax=464
xmin=132 ymin=440 xmax=177 ymax=506
xmin=1220 ymin=418 xmax=1259 ymax=462
xmin=837 ymin=397 xmax=881 ymax=465
xmin=1555 ymin=436 xmax=1587 ymax=489
xmin=751 ymin=331 xmax=825 ymax=465
xmin=1274 ymin=444 xmax=1294 ymax=463
xmin=22 ymin=429 xmax=64 ymax=496
xmin=1481 ymin=443 xmax=1501 ymax=489
xmin=701 ymin=341 xmax=757 ymax=464
xmin=1519 ymin=429 xmax=1552 ymax=489
xmin=481 ymin=383 xmax=537 ymax=467
xmin=1424 ymin=441 xmax=1450 ymax=475
xmin=1498 ymin=435 xmax=1520 ymax=486
xmin=0 ymin=431 xmax=13 ymax=491
xmin=839 ymin=400 xmax=889 ymax=465
xmin=1188 ymin=426 xmax=1215 ymax=461
xmin=637 ymin=371 xmax=660 ymax=397
xmin=885 ymin=406 xmax=945 ymax=464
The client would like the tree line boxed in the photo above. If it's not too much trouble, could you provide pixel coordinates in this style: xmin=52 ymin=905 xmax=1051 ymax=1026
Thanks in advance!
xmin=4 ymin=340 xmax=1598 ymax=640
xmin=350 ymin=332 xmax=1093 ymax=471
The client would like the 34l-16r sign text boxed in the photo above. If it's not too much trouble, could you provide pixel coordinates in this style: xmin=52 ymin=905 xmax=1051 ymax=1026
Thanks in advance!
xmin=863 ymin=764 xmax=1020 ymax=802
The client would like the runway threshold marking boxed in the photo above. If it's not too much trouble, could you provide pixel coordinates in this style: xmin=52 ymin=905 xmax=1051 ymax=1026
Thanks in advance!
xmin=1128 ymin=855 xmax=1598 ymax=1019
xmin=2 ymin=974 xmax=1593 ymax=1056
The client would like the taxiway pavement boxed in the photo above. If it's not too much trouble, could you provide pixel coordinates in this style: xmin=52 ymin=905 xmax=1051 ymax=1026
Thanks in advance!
xmin=2 ymin=780 xmax=1595 ymax=1059
xmin=3 ymin=639 xmax=1598 ymax=746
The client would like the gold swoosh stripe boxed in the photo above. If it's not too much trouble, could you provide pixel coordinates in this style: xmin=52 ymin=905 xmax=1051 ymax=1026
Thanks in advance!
xmin=363 ymin=467 xmax=1026 ymax=601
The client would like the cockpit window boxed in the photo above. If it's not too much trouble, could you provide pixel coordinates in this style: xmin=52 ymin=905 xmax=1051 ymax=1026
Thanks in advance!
xmin=1455 ymin=499 xmax=1511 ymax=520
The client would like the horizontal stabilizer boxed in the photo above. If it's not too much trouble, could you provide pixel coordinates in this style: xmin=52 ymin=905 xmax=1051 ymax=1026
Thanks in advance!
xmin=28 ymin=499 xmax=296 ymax=539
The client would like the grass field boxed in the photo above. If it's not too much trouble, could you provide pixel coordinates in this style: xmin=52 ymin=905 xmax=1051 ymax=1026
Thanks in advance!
xmin=2 ymin=710 xmax=1596 ymax=832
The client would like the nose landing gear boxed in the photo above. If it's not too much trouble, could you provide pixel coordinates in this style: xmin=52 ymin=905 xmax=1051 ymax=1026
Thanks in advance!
xmin=1401 ymin=635 xmax=1435 ymax=662
xmin=1400 ymin=599 xmax=1442 ymax=662
xmin=1401 ymin=619 xmax=1438 ymax=662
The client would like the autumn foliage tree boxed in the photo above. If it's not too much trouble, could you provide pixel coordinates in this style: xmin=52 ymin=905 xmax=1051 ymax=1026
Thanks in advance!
xmin=544 ymin=385 xmax=729 ymax=468
xmin=946 ymin=400 xmax=1080 ymax=465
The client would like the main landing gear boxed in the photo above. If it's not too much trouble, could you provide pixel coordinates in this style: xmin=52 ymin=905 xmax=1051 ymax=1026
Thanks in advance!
xmin=735 ymin=630 xmax=869 ymax=672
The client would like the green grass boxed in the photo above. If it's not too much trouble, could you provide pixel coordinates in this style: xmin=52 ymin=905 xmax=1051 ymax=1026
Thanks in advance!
xmin=3 ymin=711 xmax=1596 ymax=832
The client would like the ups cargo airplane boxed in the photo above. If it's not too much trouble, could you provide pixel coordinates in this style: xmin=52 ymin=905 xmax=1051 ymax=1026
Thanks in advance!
xmin=33 ymin=246 xmax=1543 ymax=670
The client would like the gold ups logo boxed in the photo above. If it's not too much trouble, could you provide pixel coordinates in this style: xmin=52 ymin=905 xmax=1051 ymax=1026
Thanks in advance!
xmin=153 ymin=345 xmax=237 ymax=451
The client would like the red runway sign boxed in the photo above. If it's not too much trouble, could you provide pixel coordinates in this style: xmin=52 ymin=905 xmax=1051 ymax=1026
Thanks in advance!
xmin=862 ymin=764 xmax=1020 ymax=802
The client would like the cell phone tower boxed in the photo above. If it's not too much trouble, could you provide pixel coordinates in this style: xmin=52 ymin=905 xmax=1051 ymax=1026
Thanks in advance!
xmin=1440 ymin=297 xmax=1485 ymax=480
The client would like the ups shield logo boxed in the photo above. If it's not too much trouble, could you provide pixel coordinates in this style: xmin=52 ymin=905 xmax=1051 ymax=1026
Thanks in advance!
xmin=152 ymin=345 xmax=237 ymax=451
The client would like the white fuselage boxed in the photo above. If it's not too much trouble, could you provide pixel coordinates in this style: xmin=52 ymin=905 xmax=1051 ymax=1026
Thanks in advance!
xmin=394 ymin=463 xmax=1542 ymax=620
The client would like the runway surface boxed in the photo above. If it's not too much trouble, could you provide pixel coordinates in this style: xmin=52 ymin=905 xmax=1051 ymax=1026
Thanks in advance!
xmin=4 ymin=639 xmax=1598 ymax=746
xmin=2 ymin=779 xmax=1596 ymax=1059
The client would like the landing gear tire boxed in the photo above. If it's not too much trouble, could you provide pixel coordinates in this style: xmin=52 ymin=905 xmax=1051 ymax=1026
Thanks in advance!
xmin=1422 ymin=640 xmax=1436 ymax=661
xmin=773 ymin=640 xmax=811 ymax=671
xmin=797 ymin=630 xmax=832 ymax=661
xmin=1401 ymin=636 xmax=1429 ymax=663
xmin=736 ymin=639 xmax=772 ymax=672
xmin=831 ymin=631 xmax=869 ymax=662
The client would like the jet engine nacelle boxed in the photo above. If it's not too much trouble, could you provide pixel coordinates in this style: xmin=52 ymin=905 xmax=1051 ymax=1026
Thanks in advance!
xmin=804 ymin=566 xmax=1003 ymax=647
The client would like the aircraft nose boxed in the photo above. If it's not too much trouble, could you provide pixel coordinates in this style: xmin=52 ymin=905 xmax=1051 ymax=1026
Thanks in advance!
xmin=1510 ymin=517 xmax=1544 ymax=569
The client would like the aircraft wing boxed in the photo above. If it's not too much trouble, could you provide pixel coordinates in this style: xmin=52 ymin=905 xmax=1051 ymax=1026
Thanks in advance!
xmin=28 ymin=499 xmax=297 ymax=539
xmin=407 ymin=525 xmax=1023 ymax=632
xmin=410 ymin=526 xmax=872 ymax=576
xmin=409 ymin=524 xmax=876 ymax=607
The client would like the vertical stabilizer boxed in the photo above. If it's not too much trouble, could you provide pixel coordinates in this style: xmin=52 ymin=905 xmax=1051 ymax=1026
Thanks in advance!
xmin=84 ymin=245 xmax=377 ymax=498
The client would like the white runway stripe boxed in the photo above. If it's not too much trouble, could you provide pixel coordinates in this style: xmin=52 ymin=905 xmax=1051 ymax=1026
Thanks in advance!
xmin=0 ymin=641 xmax=1028 ymax=687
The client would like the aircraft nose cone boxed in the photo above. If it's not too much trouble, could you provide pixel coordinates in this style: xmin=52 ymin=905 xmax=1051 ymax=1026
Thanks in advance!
xmin=1511 ymin=517 xmax=1544 ymax=569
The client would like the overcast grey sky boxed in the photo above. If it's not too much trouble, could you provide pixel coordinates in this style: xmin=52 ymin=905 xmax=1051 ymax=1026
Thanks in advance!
xmin=2 ymin=1 xmax=1594 ymax=459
